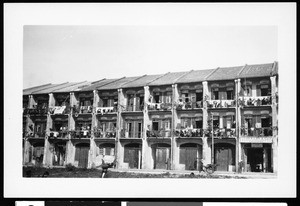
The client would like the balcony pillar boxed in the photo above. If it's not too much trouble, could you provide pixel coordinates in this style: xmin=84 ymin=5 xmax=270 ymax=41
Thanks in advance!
xmin=235 ymin=78 xmax=242 ymax=172
xmin=28 ymin=95 xmax=36 ymax=108
xmin=201 ymin=81 xmax=210 ymax=165
xmin=48 ymin=93 xmax=55 ymax=107
xmin=115 ymin=88 xmax=124 ymax=169
xmin=142 ymin=86 xmax=151 ymax=169
xmin=270 ymin=75 xmax=278 ymax=173
xmin=171 ymin=84 xmax=180 ymax=170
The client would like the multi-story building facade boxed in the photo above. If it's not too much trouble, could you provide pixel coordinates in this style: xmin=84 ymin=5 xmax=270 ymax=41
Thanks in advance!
xmin=23 ymin=62 xmax=278 ymax=173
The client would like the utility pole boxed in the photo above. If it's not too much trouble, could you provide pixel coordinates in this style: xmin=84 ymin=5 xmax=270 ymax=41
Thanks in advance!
xmin=211 ymin=113 xmax=214 ymax=165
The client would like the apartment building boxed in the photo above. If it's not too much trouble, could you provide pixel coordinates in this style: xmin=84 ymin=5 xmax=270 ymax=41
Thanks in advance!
xmin=22 ymin=62 xmax=278 ymax=173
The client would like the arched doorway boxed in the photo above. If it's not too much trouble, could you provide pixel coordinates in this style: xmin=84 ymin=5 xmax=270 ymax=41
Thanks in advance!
xmin=180 ymin=143 xmax=202 ymax=171
xmin=30 ymin=141 xmax=44 ymax=166
xmin=75 ymin=143 xmax=90 ymax=168
xmin=214 ymin=143 xmax=235 ymax=171
xmin=152 ymin=143 xmax=171 ymax=169
xmin=124 ymin=143 xmax=142 ymax=169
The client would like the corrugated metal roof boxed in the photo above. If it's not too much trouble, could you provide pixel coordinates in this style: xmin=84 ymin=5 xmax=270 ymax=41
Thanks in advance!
xmin=25 ymin=83 xmax=67 ymax=95
xmin=148 ymin=71 xmax=189 ymax=86
xmin=98 ymin=76 xmax=142 ymax=90
xmin=206 ymin=66 xmax=244 ymax=81
xmin=176 ymin=69 xmax=215 ymax=83
xmin=31 ymin=82 xmax=74 ymax=94
xmin=79 ymin=78 xmax=119 ymax=91
xmin=23 ymin=83 xmax=52 ymax=95
xmin=238 ymin=63 xmax=274 ymax=78
xmin=52 ymin=81 xmax=92 ymax=93
xmin=121 ymin=74 xmax=165 ymax=88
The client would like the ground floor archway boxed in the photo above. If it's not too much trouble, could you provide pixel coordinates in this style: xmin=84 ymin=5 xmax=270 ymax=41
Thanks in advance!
xmin=214 ymin=142 xmax=235 ymax=172
xmin=152 ymin=143 xmax=171 ymax=170
xmin=124 ymin=143 xmax=142 ymax=169
xmin=75 ymin=143 xmax=90 ymax=168
xmin=179 ymin=143 xmax=202 ymax=171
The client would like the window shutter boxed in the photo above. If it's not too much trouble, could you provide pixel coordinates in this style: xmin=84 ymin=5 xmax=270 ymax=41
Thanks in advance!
xmin=124 ymin=148 xmax=129 ymax=163
xmin=256 ymin=85 xmax=261 ymax=96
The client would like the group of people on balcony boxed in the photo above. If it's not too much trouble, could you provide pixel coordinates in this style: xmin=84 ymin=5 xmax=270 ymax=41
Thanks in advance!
xmin=24 ymin=102 xmax=49 ymax=115
xmin=239 ymin=96 xmax=272 ymax=107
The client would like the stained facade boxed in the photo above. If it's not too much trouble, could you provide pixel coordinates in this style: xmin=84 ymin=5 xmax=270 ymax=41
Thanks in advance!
xmin=23 ymin=62 xmax=278 ymax=173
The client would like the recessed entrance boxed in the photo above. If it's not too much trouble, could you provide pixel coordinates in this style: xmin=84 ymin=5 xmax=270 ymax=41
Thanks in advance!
xmin=152 ymin=143 xmax=171 ymax=169
xmin=124 ymin=143 xmax=142 ymax=169
xmin=180 ymin=143 xmax=202 ymax=170
xmin=214 ymin=143 xmax=235 ymax=171
xmin=75 ymin=143 xmax=90 ymax=168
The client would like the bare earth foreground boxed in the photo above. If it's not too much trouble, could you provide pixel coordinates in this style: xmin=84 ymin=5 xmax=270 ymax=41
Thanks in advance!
xmin=22 ymin=166 xmax=276 ymax=179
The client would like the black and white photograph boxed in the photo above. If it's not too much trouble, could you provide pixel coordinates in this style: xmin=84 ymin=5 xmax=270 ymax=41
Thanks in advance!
xmin=4 ymin=3 xmax=296 ymax=198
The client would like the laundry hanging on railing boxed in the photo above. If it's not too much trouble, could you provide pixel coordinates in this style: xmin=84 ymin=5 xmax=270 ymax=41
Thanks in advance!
xmin=96 ymin=107 xmax=114 ymax=115
xmin=52 ymin=106 xmax=66 ymax=114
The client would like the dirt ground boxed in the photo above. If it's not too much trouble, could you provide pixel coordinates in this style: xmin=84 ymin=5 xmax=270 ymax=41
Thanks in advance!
xmin=23 ymin=166 xmax=246 ymax=178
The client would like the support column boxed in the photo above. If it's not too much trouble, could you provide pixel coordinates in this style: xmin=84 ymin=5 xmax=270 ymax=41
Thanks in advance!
xmin=142 ymin=86 xmax=152 ymax=169
xmin=43 ymin=93 xmax=55 ymax=166
xmin=171 ymin=84 xmax=180 ymax=170
xmin=89 ymin=90 xmax=99 ymax=168
xmin=271 ymin=75 xmax=278 ymax=173
xmin=202 ymin=81 xmax=210 ymax=165
xmin=235 ymin=78 xmax=242 ymax=172
xmin=116 ymin=88 xmax=125 ymax=169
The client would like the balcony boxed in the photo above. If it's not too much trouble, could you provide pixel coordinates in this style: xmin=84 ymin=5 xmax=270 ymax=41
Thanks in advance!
xmin=126 ymin=105 xmax=144 ymax=112
xmin=120 ymin=129 xmax=143 ymax=138
xmin=146 ymin=130 xmax=171 ymax=138
xmin=241 ymin=127 xmax=273 ymax=137
xmin=94 ymin=130 xmax=116 ymax=138
xmin=238 ymin=96 xmax=272 ymax=107
xmin=25 ymin=131 xmax=46 ymax=138
xmin=69 ymin=130 xmax=91 ymax=139
xmin=148 ymin=103 xmax=172 ymax=111
xmin=210 ymin=128 xmax=236 ymax=138
xmin=207 ymin=99 xmax=236 ymax=109
xmin=95 ymin=106 xmax=116 ymax=114
xmin=49 ymin=106 xmax=71 ymax=115
xmin=175 ymin=128 xmax=203 ymax=138
xmin=49 ymin=130 xmax=69 ymax=139
xmin=23 ymin=107 xmax=48 ymax=116
xmin=175 ymin=101 xmax=203 ymax=110
xmin=72 ymin=105 xmax=93 ymax=114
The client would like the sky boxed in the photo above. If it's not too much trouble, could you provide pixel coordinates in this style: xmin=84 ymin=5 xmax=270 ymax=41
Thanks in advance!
xmin=23 ymin=25 xmax=277 ymax=89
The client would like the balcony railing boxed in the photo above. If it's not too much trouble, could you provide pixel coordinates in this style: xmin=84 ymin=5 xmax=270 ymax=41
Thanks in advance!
xmin=120 ymin=130 xmax=143 ymax=138
xmin=126 ymin=105 xmax=144 ymax=112
xmin=95 ymin=106 xmax=116 ymax=114
xmin=23 ymin=107 xmax=48 ymax=116
xmin=94 ymin=131 xmax=116 ymax=138
xmin=148 ymin=103 xmax=172 ymax=111
xmin=49 ymin=130 xmax=69 ymax=139
xmin=25 ymin=131 xmax=46 ymax=138
xmin=238 ymin=96 xmax=272 ymax=107
xmin=241 ymin=126 xmax=273 ymax=137
xmin=211 ymin=128 xmax=236 ymax=138
xmin=49 ymin=106 xmax=71 ymax=115
xmin=69 ymin=130 xmax=91 ymax=139
xmin=175 ymin=101 xmax=203 ymax=110
xmin=207 ymin=100 xmax=236 ymax=108
xmin=146 ymin=130 xmax=171 ymax=138
xmin=175 ymin=128 xmax=203 ymax=137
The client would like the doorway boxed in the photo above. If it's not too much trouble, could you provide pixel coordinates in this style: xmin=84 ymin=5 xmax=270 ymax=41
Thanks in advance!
xmin=153 ymin=143 xmax=171 ymax=169
xmin=75 ymin=143 xmax=90 ymax=168
xmin=214 ymin=143 xmax=235 ymax=171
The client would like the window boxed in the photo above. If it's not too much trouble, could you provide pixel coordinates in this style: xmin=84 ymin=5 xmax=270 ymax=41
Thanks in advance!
xmin=261 ymin=85 xmax=271 ymax=96
xmin=226 ymin=90 xmax=234 ymax=100
xmin=152 ymin=121 xmax=159 ymax=131
xmin=212 ymin=117 xmax=219 ymax=128
xmin=261 ymin=117 xmax=271 ymax=127
xmin=154 ymin=93 xmax=160 ymax=103
xmin=103 ymin=99 xmax=108 ymax=107
xmin=243 ymin=85 xmax=252 ymax=96
xmin=212 ymin=88 xmax=219 ymax=100
xmin=196 ymin=92 xmax=203 ymax=101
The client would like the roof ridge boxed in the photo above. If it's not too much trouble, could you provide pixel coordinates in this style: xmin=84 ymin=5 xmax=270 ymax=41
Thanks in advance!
xmin=237 ymin=64 xmax=248 ymax=78
xmin=91 ymin=78 xmax=106 ymax=84
xmin=146 ymin=72 xmax=170 ymax=86
xmin=23 ymin=83 xmax=52 ymax=91
xmin=120 ymin=74 xmax=147 ymax=88
xmin=174 ymin=70 xmax=193 ymax=84
xmin=96 ymin=76 xmax=126 ymax=90
xmin=52 ymin=81 xmax=87 ymax=92
xmin=32 ymin=82 xmax=69 ymax=94
xmin=204 ymin=67 xmax=219 ymax=80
